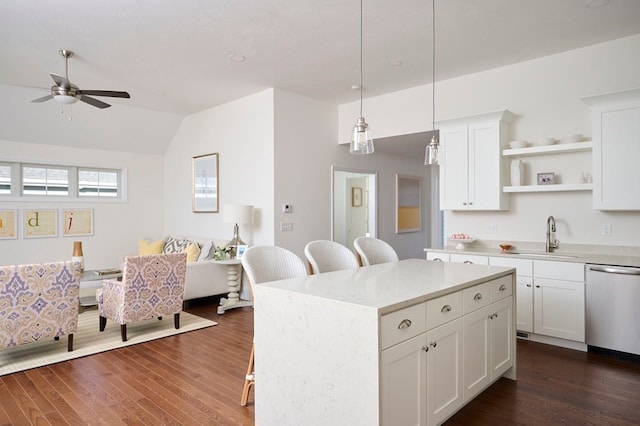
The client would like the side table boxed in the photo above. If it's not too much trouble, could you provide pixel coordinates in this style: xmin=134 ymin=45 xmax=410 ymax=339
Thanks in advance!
xmin=80 ymin=269 xmax=123 ymax=307
xmin=214 ymin=259 xmax=253 ymax=314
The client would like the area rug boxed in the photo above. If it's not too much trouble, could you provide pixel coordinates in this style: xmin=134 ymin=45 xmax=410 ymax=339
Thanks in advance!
xmin=0 ymin=307 xmax=217 ymax=376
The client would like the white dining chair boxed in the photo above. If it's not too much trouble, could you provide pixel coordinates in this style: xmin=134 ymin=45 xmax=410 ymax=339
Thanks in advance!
xmin=354 ymin=236 xmax=399 ymax=266
xmin=239 ymin=245 xmax=307 ymax=406
xmin=304 ymin=240 xmax=359 ymax=274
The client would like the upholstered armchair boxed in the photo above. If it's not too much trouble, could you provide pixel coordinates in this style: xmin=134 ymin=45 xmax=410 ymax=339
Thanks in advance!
xmin=97 ymin=253 xmax=187 ymax=342
xmin=0 ymin=261 xmax=80 ymax=352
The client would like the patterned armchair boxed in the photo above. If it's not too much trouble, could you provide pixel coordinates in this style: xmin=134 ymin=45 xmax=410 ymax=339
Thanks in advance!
xmin=0 ymin=261 xmax=80 ymax=352
xmin=97 ymin=253 xmax=187 ymax=342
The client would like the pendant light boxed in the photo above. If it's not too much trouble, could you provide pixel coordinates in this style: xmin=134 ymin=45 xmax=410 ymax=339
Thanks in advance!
xmin=425 ymin=0 xmax=439 ymax=165
xmin=350 ymin=0 xmax=374 ymax=155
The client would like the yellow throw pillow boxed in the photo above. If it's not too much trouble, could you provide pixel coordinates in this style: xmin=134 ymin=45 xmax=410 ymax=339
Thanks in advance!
xmin=139 ymin=239 xmax=164 ymax=255
xmin=185 ymin=243 xmax=201 ymax=263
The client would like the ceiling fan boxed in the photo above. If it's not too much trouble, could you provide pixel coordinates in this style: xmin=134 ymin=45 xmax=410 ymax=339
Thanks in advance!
xmin=31 ymin=49 xmax=130 ymax=109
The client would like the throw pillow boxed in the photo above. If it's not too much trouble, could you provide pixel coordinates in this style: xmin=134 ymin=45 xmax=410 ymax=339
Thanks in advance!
xmin=163 ymin=237 xmax=192 ymax=254
xmin=139 ymin=239 xmax=164 ymax=255
xmin=198 ymin=241 xmax=214 ymax=261
xmin=185 ymin=243 xmax=201 ymax=263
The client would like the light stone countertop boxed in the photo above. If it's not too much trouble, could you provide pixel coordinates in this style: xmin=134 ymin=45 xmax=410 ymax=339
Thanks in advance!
xmin=426 ymin=240 xmax=640 ymax=268
xmin=257 ymin=258 xmax=514 ymax=315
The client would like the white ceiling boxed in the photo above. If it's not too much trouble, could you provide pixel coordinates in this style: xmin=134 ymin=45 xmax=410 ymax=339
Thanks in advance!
xmin=1 ymin=0 xmax=640 ymax=154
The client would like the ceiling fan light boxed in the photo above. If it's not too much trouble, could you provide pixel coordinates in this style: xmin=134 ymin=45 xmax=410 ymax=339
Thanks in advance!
xmin=53 ymin=94 xmax=79 ymax=105
xmin=350 ymin=117 xmax=374 ymax=154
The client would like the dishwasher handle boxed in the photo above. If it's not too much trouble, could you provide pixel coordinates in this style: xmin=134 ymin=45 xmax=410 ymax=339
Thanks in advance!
xmin=589 ymin=265 xmax=640 ymax=276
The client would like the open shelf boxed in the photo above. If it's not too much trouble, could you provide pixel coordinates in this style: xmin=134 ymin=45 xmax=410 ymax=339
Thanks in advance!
xmin=503 ymin=141 xmax=592 ymax=157
xmin=503 ymin=184 xmax=593 ymax=193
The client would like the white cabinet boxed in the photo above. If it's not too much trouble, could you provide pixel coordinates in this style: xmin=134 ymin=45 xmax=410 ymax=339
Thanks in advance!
xmin=450 ymin=253 xmax=489 ymax=265
xmin=489 ymin=257 xmax=534 ymax=333
xmin=425 ymin=251 xmax=450 ymax=262
xmin=583 ymin=89 xmax=640 ymax=210
xmin=533 ymin=260 xmax=585 ymax=342
xmin=439 ymin=110 xmax=515 ymax=211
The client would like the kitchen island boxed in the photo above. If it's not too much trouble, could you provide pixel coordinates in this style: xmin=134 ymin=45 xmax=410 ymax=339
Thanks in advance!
xmin=253 ymin=258 xmax=516 ymax=426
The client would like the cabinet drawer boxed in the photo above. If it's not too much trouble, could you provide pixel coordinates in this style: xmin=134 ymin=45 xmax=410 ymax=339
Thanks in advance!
xmin=489 ymin=257 xmax=533 ymax=276
xmin=490 ymin=275 xmax=513 ymax=301
xmin=426 ymin=252 xmax=450 ymax=262
xmin=534 ymin=260 xmax=584 ymax=281
xmin=427 ymin=292 xmax=462 ymax=330
xmin=381 ymin=303 xmax=427 ymax=349
xmin=450 ymin=254 xmax=489 ymax=265
xmin=462 ymin=282 xmax=492 ymax=315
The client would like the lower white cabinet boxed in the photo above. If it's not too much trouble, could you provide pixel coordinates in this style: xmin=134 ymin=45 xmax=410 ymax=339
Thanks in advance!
xmin=489 ymin=257 xmax=534 ymax=333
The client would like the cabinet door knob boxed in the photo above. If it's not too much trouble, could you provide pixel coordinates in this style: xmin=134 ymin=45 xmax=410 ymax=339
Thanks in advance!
xmin=468 ymin=202 xmax=473 ymax=205
xmin=535 ymin=285 xmax=541 ymax=288
xmin=430 ymin=341 xmax=437 ymax=348
xmin=474 ymin=293 xmax=483 ymax=301
xmin=463 ymin=202 xmax=468 ymax=206
xmin=499 ymin=284 xmax=507 ymax=292
xmin=397 ymin=319 xmax=412 ymax=329
xmin=526 ymin=284 xmax=532 ymax=288
xmin=441 ymin=304 xmax=452 ymax=313
xmin=422 ymin=346 xmax=429 ymax=352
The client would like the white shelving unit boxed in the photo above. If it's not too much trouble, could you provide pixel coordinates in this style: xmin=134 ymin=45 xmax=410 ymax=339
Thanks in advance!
xmin=502 ymin=141 xmax=592 ymax=157
xmin=503 ymin=184 xmax=593 ymax=193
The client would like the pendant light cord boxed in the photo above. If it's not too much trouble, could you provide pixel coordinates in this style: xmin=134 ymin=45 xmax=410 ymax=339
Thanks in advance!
xmin=360 ymin=0 xmax=364 ymax=118
xmin=432 ymin=0 xmax=436 ymax=132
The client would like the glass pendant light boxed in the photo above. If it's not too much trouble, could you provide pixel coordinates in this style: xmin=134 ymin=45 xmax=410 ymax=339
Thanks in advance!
xmin=425 ymin=0 xmax=439 ymax=165
xmin=350 ymin=0 xmax=374 ymax=155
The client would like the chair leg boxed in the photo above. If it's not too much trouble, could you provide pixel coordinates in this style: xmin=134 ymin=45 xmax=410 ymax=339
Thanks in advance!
xmin=174 ymin=312 xmax=180 ymax=329
xmin=120 ymin=324 xmax=127 ymax=342
xmin=68 ymin=334 xmax=74 ymax=352
xmin=158 ymin=316 xmax=163 ymax=320
xmin=99 ymin=316 xmax=107 ymax=331
xmin=240 ymin=343 xmax=255 ymax=406
xmin=54 ymin=336 xmax=60 ymax=341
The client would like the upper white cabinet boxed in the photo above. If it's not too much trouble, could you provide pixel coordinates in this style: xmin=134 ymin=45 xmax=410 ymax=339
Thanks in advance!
xmin=582 ymin=88 xmax=640 ymax=210
xmin=438 ymin=110 xmax=515 ymax=211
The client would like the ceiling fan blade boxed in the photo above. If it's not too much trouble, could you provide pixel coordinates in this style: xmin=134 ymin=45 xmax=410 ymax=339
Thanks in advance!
xmin=50 ymin=73 xmax=71 ymax=89
xmin=79 ymin=90 xmax=130 ymax=99
xmin=80 ymin=95 xmax=111 ymax=109
xmin=31 ymin=94 xmax=54 ymax=103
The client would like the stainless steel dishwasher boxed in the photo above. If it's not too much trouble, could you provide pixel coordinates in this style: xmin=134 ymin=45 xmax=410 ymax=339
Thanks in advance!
xmin=586 ymin=264 xmax=640 ymax=356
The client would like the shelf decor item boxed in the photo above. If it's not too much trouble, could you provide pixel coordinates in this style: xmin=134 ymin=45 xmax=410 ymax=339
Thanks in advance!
xmin=72 ymin=240 xmax=84 ymax=272
xmin=510 ymin=159 xmax=523 ymax=186
xmin=537 ymin=172 xmax=555 ymax=185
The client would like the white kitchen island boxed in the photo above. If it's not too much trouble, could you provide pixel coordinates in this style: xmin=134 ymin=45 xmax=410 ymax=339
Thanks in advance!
xmin=254 ymin=258 xmax=516 ymax=426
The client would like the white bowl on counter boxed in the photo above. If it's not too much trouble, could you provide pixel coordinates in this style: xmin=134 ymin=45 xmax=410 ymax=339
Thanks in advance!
xmin=536 ymin=138 xmax=556 ymax=146
xmin=509 ymin=140 xmax=528 ymax=149
xmin=562 ymin=134 xmax=583 ymax=143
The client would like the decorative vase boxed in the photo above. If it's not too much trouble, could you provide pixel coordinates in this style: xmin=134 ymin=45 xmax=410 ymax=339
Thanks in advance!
xmin=72 ymin=241 xmax=84 ymax=272
xmin=510 ymin=159 xmax=523 ymax=186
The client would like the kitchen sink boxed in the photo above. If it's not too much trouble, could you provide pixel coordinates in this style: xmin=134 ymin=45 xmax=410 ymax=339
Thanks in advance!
xmin=509 ymin=252 xmax=577 ymax=259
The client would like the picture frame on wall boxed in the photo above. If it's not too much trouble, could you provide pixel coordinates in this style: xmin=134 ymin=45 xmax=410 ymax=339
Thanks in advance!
xmin=0 ymin=209 xmax=18 ymax=239
xmin=352 ymin=187 xmax=363 ymax=207
xmin=192 ymin=153 xmax=219 ymax=213
xmin=62 ymin=209 xmax=94 ymax=236
xmin=24 ymin=209 xmax=58 ymax=238
xmin=537 ymin=172 xmax=555 ymax=185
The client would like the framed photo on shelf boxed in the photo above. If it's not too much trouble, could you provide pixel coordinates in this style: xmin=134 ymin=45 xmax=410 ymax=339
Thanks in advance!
xmin=235 ymin=245 xmax=248 ymax=259
xmin=537 ymin=172 xmax=555 ymax=185
xmin=192 ymin=153 xmax=219 ymax=213
xmin=24 ymin=209 xmax=58 ymax=238
xmin=351 ymin=187 xmax=363 ymax=207
xmin=62 ymin=209 xmax=94 ymax=236
xmin=0 ymin=209 xmax=18 ymax=239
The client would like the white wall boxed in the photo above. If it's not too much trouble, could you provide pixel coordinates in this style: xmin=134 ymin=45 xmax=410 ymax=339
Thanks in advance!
xmin=0 ymin=139 xmax=164 ymax=268
xmin=163 ymin=89 xmax=275 ymax=247
xmin=338 ymin=34 xmax=640 ymax=248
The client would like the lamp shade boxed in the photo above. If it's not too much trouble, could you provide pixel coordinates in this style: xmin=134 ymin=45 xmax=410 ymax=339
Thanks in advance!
xmin=224 ymin=204 xmax=254 ymax=224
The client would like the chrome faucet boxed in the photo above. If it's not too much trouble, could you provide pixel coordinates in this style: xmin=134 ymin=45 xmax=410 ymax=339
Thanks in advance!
xmin=545 ymin=215 xmax=559 ymax=252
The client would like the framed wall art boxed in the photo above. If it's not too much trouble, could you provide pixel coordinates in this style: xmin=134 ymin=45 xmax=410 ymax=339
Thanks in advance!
xmin=62 ymin=209 xmax=94 ymax=236
xmin=24 ymin=209 xmax=58 ymax=238
xmin=192 ymin=153 xmax=219 ymax=213
xmin=395 ymin=174 xmax=422 ymax=233
xmin=351 ymin=187 xmax=363 ymax=207
xmin=537 ymin=172 xmax=555 ymax=185
xmin=0 ymin=209 xmax=18 ymax=239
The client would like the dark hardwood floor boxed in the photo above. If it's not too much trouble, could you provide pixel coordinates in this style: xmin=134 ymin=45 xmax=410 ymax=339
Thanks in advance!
xmin=1 ymin=298 xmax=639 ymax=425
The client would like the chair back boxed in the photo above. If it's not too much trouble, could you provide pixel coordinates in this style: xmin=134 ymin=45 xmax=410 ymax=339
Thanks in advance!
xmin=0 ymin=261 xmax=80 ymax=349
xmin=354 ymin=237 xmax=399 ymax=266
xmin=241 ymin=246 xmax=307 ymax=294
xmin=304 ymin=240 xmax=359 ymax=274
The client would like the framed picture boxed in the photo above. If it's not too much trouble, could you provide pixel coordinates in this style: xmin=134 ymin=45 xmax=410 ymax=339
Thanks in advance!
xmin=351 ymin=187 xmax=363 ymax=207
xmin=192 ymin=153 xmax=219 ymax=213
xmin=396 ymin=174 xmax=422 ymax=233
xmin=0 ymin=209 xmax=18 ymax=239
xmin=537 ymin=172 xmax=555 ymax=185
xmin=24 ymin=209 xmax=58 ymax=238
xmin=62 ymin=209 xmax=94 ymax=236
xmin=235 ymin=245 xmax=248 ymax=259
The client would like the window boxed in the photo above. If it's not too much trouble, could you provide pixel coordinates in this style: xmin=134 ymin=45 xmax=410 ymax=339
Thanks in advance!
xmin=0 ymin=164 xmax=10 ymax=195
xmin=79 ymin=168 xmax=119 ymax=197
xmin=22 ymin=165 xmax=69 ymax=196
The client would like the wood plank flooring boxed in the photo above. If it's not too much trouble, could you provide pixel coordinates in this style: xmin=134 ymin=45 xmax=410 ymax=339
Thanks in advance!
xmin=1 ymin=297 xmax=639 ymax=425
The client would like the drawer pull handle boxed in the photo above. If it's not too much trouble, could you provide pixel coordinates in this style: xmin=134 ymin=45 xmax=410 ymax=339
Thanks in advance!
xmin=397 ymin=319 xmax=412 ymax=329
xmin=474 ymin=293 xmax=483 ymax=301
xmin=433 ymin=258 xmax=443 ymax=262
xmin=441 ymin=304 xmax=452 ymax=313
xmin=535 ymin=285 xmax=541 ymax=288
xmin=499 ymin=284 xmax=507 ymax=292
xmin=463 ymin=261 xmax=473 ymax=264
